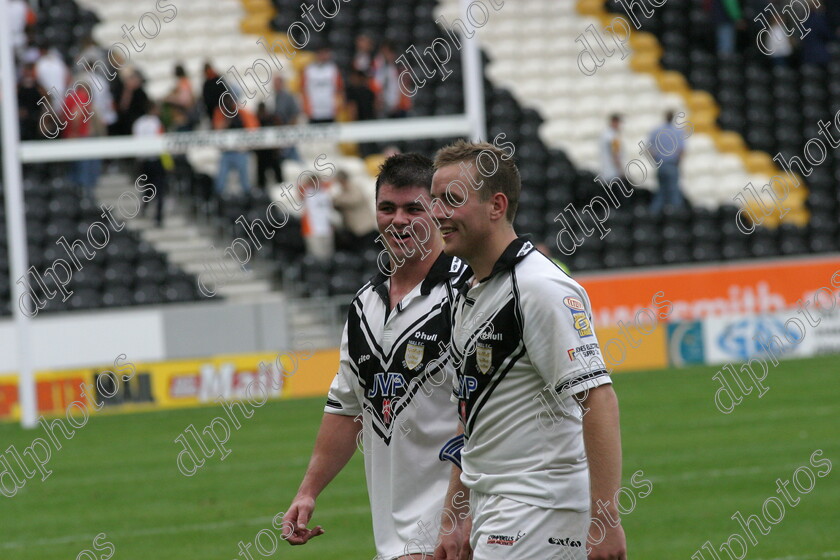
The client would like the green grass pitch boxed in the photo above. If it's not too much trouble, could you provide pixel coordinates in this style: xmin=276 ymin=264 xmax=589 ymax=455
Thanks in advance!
xmin=1 ymin=355 xmax=838 ymax=559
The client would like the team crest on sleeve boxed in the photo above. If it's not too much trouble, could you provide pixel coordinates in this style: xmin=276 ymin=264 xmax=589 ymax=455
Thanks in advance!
xmin=475 ymin=342 xmax=493 ymax=375
xmin=404 ymin=341 xmax=424 ymax=370
xmin=563 ymin=297 xmax=593 ymax=337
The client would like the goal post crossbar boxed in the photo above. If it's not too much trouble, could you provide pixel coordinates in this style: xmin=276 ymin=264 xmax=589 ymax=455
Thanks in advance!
xmin=19 ymin=115 xmax=474 ymax=163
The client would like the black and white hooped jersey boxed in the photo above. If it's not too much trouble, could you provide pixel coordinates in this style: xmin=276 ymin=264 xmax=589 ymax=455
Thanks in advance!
xmin=325 ymin=252 xmax=468 ymax=559
xmin=450 ymin=236 xmax=611 ymax=511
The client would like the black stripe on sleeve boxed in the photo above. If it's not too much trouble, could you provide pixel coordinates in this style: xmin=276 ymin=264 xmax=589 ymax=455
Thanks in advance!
xmin=554 ymin=370 xmax=610 ymax=395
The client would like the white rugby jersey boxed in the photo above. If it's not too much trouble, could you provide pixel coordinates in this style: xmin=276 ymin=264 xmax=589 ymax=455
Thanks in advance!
xmin=451 ymin=236 xmax=611 ymax=511
xmin=326 ymin=253 xmax=468 ymax=559
xmin=302 ymin=61 xmax=342 ymax=120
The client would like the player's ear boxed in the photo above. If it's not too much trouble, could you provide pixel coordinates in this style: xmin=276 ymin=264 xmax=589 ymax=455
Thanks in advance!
xmin=489 ymin=192 xmax=508 ymax=222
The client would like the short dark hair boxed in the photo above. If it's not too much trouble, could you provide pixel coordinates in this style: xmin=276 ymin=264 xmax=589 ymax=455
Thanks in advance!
xmin=434 ymin=139 xmax=521 ymax=222
xmin=375 ymin=153 xmax=434 ymax=199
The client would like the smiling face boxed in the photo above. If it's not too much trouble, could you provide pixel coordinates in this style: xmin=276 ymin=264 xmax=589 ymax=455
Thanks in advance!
xmin=430 ymin=164 xmax=495 ymax=262
xmin=376 ymin=183 xmax=439 ymax=263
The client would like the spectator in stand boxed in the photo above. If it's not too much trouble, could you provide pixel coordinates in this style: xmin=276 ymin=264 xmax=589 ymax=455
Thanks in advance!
xmin=168 ymin=105 xmax=192 ymax=133
xmin=9 ymin=0 xmax=35 ymax=61
xmin=273 ymin=74 xmax=300 ymax=125
xmin=371 ymin=40 xmax=411 ymax=118
xmin=332 ymin=169 xmax=376 ymax=250
xmin=35 ymin=43 xmax=68 ymax=111
xmin=132 ymin=101 xmax=168 ymax=225
xmin=352 ymin=33 xmax=375 ymax=76
xmin=77 ymin=39 xmax=117 ymax=138
xmin=300 ymin=174 xmax=334 ymax=261
xmin=801 ymin=4 xmax=833 ymax=67
xmin=254 ymin=102 xmax=284 ymax=189
xmin=649 ymin=111 xmax=686 ymax=214
xmin=766 ymin=16 xmax=793 ymax=67
xmin=63 ymin=76 xmax=100 ymax=194
xmin=345 ymin=68 xmax=377 ymax=156
xmin=202 ymin=62 xmax=227 ymax=121
xmin=273 ymin=73 xmax=302 ymax=161
xmin=164 ymin=63 xmax=196 ymax=128
xmin=346 ymin=69 xmax=376 ymax=122
xmin=106 ymin=50 xmax=139 ymax=133
xmin=113 ymin=71 xmax=149 ymax=136
xmin=213 ymin=95 xmax=258 ymax=195
xmin=301 ymin=47 xmax=344 ymax=124
xmin=706 ymin=0 xmax=746 ymax=55
xmin=599 ymin=114 xmax=624 ymax=182
xmin=78 ymin=35 xmax=106 ymax=75
xmin=19 ymin=27 xmax=41 ymax=66
xmin=17 ymin=63 xmax=46 ymax=140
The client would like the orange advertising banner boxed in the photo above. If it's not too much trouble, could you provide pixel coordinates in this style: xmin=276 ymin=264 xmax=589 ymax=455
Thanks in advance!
xmin=576 ymin=256 xmax=840 ymax=328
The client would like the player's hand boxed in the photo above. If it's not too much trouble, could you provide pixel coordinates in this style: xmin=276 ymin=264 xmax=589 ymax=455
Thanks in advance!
xmin=433 ymin=516 xmax=471 ymax=560
xmin=282 ymin=495 xmax=325 ymax=545
xmin=587 ymin=522 xmax=626 ymax=560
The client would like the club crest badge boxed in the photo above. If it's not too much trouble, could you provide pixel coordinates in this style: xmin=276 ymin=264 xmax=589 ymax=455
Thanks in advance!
xmin=404 ymin=341 xmax=424 ymax=370
xmin=476 ymin=342 xmax=493 ymax=374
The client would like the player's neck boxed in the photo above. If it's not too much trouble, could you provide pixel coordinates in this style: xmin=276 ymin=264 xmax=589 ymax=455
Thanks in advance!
xmin=467 ymin=228 xmax=518 ymax=283
xmin=389 ymin=248 xmax=441 ymax=305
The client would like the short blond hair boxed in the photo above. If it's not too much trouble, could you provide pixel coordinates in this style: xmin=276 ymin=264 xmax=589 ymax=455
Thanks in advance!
xmin=434 ymin=139 xmax=520 ymax=222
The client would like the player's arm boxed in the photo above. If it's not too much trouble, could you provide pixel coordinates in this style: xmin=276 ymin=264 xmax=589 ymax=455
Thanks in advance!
xmin=283 ymin=317 xmax=361 ymax=545
xmin=283 ymin=411 xmax=361 ymax=545
xmin=518 ymin=274 xmax=625 ymax=559
xmin=434 ymin=424 xmax=471 ymax=560
xmin=577 ymin=384 xmax=627 ymax=560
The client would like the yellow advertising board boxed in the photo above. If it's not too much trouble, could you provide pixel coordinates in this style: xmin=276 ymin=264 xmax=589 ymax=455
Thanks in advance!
xmin=0 ymin=331 xmax=660 ymax=423
xmin=593 ymin=325 xmax=669 ymax=373
xmin=0 ymin=347 xmax=340 ymax=422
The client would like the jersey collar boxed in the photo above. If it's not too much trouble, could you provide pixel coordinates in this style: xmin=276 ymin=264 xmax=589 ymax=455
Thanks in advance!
xmin=370 ymin=252 xmax=463 ymax=305
xmin=454 ymin=234 xmax=535 ymax=295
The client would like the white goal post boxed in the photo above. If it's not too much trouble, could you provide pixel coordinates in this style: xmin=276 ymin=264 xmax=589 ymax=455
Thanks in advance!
xmin=2 ymin=0 xmax=486 ymax=428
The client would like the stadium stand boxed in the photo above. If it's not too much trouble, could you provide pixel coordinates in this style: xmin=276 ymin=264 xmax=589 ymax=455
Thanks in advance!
xmin=3 ymin=0 xmax=206 ymax=316
xmin=29 ymin=0 xmax=99 ymax=63
xmin=273 ymin=0 xmax=838 ymax=279
xmin=0 ymin=167 xmax=203 ymax=317
xmin=7 ymin=0 xmax=840 ymax=318
xmin=613 ymin=0 xmax=839 ymax=256
xmin=459 ymin=0 xmax=761 ymax=207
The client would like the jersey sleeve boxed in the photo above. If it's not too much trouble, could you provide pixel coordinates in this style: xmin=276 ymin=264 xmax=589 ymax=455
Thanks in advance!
xmin=324 ymin=321 xmax=363 ymax=416
xmin=519 ymin=274 xmax=611 ymax=400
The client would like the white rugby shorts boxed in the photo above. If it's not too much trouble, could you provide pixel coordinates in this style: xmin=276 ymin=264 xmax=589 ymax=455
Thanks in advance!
xmin=470 ymin=490 xmax=590 ymax=560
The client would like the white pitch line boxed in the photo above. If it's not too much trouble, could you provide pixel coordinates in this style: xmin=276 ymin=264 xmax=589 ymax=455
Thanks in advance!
xmin=0 ymin=506 xmax=370 ymax=549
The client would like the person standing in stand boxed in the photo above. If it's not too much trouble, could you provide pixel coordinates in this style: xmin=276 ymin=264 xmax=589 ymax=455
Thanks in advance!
xmin=301 ymin=47 xmax=344 ymax=124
